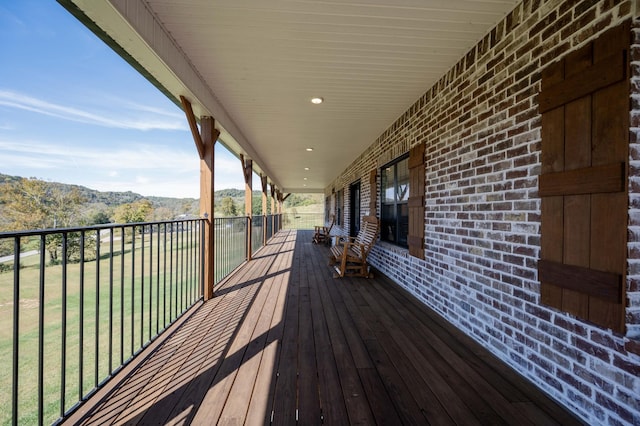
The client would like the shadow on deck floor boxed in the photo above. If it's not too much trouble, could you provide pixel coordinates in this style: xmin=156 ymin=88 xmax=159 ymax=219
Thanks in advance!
xmin=64 ymin=229 xmax=583 ymax=425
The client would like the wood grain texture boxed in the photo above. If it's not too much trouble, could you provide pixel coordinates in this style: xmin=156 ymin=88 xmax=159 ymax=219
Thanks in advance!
xmin=539 ymin=22 xmax=628 ymax=332
xmin=66 ymin=230 xmax=582 ymax=426
xmin=538 ymin=50 xmax=625 ymax=113
xmin=538 ymin=260 xmax=622 ymax=303
xmin=408 ymin=143 xmax=426 ymax=259
xmin=538 ymin=163 xmax=624 ymax=197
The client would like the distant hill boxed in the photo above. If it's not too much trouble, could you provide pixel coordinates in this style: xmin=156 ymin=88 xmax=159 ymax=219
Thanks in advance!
xmin=0 ymin=172 xmax=202 ymax=224
xmin=0 ymin=172 xmax=197 ymax=211
xmin=0 ymin=173 xmax=323 ymax=222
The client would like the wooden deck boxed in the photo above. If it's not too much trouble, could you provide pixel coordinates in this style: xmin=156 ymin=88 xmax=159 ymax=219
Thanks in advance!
xmin=65 ymin=229 xmax=583 ymax=425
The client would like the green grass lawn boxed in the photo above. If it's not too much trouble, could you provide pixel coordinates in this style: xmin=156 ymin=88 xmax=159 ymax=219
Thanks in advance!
xmin=0 ymin=229 xmax=204 ymax=425
xmin=0 ymin=220 xmax=259 ymax=425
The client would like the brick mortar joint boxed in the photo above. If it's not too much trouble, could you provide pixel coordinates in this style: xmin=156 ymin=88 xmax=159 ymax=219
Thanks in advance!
xmin=328 ymin=7 xmax=640 ymax=422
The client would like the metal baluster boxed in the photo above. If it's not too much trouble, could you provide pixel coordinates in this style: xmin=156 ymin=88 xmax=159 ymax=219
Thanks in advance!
xmin=169 ymin=224 xmax=173 ymax=321
xmin=130 ymin=226 xmax=135 ymax=355
xmin=38 ymin=235 xmax=45 ymax=425
xmin=109 ymin=228 xmax=114 ymax=374
xmin=79 ymin=231 xmax=85 ymax=400
xmin=60 ymin=232 xmax=68 ymax=418
xmin=163 ymin=224 xmax=168 ymax=328
xmin=12 ymin=237 xmax=20 ymax=426
xmin=119 ymin=227 xmax=125 ymax=365
xmin=140 ymin=227 xmax=145 ymax=347
xmin=94 ymin=230 xmax=100 ymax=387
xmin=149 ymin=225 xmax=153 ymax=342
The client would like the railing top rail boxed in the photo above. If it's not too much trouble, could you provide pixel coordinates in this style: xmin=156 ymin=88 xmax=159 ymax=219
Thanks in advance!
xmin=0 ymin=217 xmax=206 ymax=239
xmin=0 ymin=214 xmax=286 ymax=239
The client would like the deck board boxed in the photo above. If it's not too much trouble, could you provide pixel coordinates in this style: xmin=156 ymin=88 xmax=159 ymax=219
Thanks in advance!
xmin=65 ymin=229 xmax=584 ymax=425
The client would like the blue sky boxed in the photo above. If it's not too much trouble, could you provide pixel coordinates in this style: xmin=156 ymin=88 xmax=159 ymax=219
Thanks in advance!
xmin=0 ymin=1 xmax=246 ymax=198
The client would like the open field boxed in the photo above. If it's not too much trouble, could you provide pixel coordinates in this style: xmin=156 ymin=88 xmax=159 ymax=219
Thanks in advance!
xmin=0 ymin=230 xmax=203 ymax=425
xmin=0 ymin=216 xmax=303 ymax=424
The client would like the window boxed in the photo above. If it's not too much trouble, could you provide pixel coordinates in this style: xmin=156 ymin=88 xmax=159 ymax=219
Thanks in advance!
xmin=336 ymin=190 xmax=342 ymax=226
xmin=380 ymin=154 xmax=409 ymax=247
xmin=324 ymin=196 xmax=330 ymax=222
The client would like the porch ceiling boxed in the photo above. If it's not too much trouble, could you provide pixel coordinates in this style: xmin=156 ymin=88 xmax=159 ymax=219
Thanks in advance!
xmin=63 ymin=0 xmax=518 ymax=193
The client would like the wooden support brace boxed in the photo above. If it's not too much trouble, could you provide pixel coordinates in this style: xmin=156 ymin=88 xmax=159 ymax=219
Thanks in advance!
xmin=239 ymin=154 xmax=253 ymax=186
xmin=180 ymin=96 xmax=205 ymax=159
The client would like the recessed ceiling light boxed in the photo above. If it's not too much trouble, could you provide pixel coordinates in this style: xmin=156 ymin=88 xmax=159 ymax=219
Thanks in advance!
xmin=304 ymin=177 xmax=308 ymax=180
xmin=311 ymin=97 xmax=324 ymax=104
xmin=304 ymin=167 xmax=310 ymax=171
xmin=306 ymin=148 xmax=313 ymax=152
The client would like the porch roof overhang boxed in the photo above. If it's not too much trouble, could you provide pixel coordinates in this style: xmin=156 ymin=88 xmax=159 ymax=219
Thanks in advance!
xmin=59 ymin=0 xmax=519 ymax=193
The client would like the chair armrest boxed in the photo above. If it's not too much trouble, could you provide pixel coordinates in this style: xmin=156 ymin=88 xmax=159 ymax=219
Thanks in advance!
xmin=336 ymin=236 xmax=357 ymax=245
xmin=332 ymin=235 xmax=350 ymax=245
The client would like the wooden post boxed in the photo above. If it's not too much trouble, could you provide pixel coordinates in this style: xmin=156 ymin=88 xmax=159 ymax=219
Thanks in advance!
xmin=270 ymin=184 xmax=277 ymax=232
xmin=261 ymin=175 xmax=268 ymax=245
xmin=180 ymin=96 xmax=218 ymax=300
xmin=276 ymin=190 xmax=286 ymax=231
xmin=240 ymin=154 xmax=253 ymax=260
xmin=200 ymin=117 xmax=218 ymax=300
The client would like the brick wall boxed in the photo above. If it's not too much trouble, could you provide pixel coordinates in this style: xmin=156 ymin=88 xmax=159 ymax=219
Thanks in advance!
xmin=327 ymin=1 xmax=640 ymax=424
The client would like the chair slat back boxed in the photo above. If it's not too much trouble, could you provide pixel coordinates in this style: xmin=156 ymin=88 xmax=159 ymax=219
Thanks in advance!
xmin=326 ymin=214 xmax=335 ymax=232
xmin=352 ymin=216 xmax=379 ymax=258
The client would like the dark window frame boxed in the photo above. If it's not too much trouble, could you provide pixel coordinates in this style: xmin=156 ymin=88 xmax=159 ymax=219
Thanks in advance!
xmin=335 ymin=189 xmax=343 ymax=226
xmin=324 ymin=196 xmax=330 ymax=223
xmin=380 ymin=153 xmax=409 ymax=248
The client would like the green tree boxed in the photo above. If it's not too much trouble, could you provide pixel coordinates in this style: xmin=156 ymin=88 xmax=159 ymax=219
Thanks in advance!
xmin=252 ymin=195 xmax=262 ymax=216
xmin=0 ymin=178 xmax=88 ymax=262
xmin=0 ymin=178 xmax=52 ymax=230
xmin=112 ymin=199 xmax=154 ymax=224
xmin=152 ymin=206 xmax=175 ymax=221
xmin=0 ymin=178 xmax=86 ymax=230
xmin=88 ymin=211 xmax=111 ymax=225
xmin=220 ymin=197 xmax=238 ymax=217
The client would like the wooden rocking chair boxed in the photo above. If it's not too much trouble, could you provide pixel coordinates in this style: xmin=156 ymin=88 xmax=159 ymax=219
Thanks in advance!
xmin=329 ymin=216 xmax=380 ymax=278
xmin=313 ymin=214 xmax=335 ymax=245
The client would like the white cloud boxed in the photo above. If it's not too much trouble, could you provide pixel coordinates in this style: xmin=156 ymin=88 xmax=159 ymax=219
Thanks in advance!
xmin=0 ymin=137 xmax=247 ymax=197
xmin=0 ymin=138 xmax=198 ymax=172
xmin=0 ymin=90 xmax=187 ymax=131
xmin=135 ymin=175 xmax=150 ymax=185
xmin=215 ymin=153 xmax=242 ymax=173
xmin=215 ymin=176 xmax=245 ymax=190
xmin=89 ymin=177 xmax=199 ymax=199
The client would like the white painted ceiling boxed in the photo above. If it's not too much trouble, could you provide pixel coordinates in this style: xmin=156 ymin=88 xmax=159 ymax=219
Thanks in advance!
xmin=64 ymin=0 xmax=518 ymax=193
